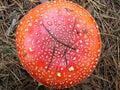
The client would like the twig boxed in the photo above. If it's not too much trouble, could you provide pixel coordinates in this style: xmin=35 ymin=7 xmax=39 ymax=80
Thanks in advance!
xmin=46 ymin=46 xmax=56 ymax=70
xmin=40 ymin=0 xmax=49 ymax=3
xmin=62 ymin=48 xmax=68 ymax=66
xmin=5 ymin=11 xmax=19 ymax=36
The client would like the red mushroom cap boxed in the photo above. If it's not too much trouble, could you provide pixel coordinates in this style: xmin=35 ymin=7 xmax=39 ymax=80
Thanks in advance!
xmin=16 ymin=0 xmax=101 ymax=88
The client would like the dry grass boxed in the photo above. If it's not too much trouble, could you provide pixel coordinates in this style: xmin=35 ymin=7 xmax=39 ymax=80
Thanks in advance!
xmin=0 ymin=0 xmax=120 ymax=90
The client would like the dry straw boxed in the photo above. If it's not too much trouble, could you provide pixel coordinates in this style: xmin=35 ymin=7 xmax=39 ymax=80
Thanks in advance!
xmin=0 ymin=0 xmax=120 ymax=90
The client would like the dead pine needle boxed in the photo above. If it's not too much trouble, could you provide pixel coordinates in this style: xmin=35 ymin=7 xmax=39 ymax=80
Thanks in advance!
xmin=0 ymin=0 xmax=120 ymax=90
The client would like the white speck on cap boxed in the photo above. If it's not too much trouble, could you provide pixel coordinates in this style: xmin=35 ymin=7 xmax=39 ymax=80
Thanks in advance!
xmin=57 ymin=72 xmax=61 ymax=77
xmin=25 ymin=28 xmax=28 ymax=32
xmin=69 ymin=66 xmax=74 ymax=71
xmin=79 ymin=40 xmax=83 ymax=43
xmin=40 ymin=21 xmax=42 ymax=24
xmin=60 ymin=67 xmax=64 ymax=70
xmin=70 ymin=81 xmax=73 ymax=84
xmin=68 ymin=75 xmax=72 ymax=77
xmin=76 ymin=24 xmax=80 ymax=28
xmin=98 ymin=49 xmax=100 ymax=52
xmin=28 ymin=23 xmax=32 ymax=26
xmin=73 ymin=57 xmax=76 ymax=61
xmin=29 ymin=48 xmax=34 ymax=52
xmin=45 ymin=15 xmax=48 ymax=19
xmin=35 ymin=19 xmax=38 ymax=22
xmin=76 ymin=49 xmax=79 ymax=53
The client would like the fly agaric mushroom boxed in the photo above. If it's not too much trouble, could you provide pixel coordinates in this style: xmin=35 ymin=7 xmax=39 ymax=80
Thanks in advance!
xmin=16 ymin=0 xmax=101 ymax=89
